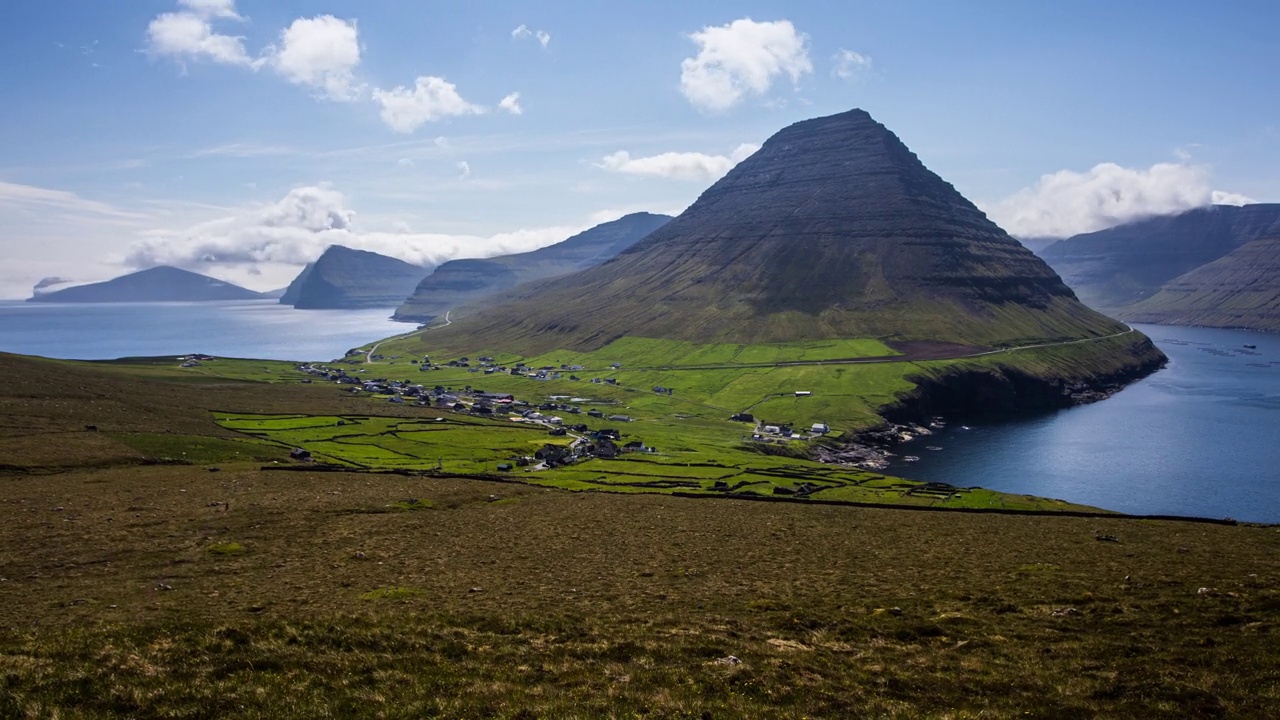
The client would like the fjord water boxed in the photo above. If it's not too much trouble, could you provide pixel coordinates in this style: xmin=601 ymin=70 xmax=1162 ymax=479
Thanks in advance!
xmin=889 ymin=324 xmax=1280 ymax=522
xmin=0 ymin=300 xmax=410 ymax=361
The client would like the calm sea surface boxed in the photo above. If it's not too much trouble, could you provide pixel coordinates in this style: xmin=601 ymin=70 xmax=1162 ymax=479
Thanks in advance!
xmin=0 ymin=300 xmax=412 ymax=361
xmin=888 ymin=324 xmax=1280 ymax=522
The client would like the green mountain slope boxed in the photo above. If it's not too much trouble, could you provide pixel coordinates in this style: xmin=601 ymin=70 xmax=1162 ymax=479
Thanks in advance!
xmin=424 ymin=109 xmax=1129 ymax=354
xmin=282 ymin=245 xmax=429 ymax=309
xmin=1039 ymin=204 xmax=1280 ymax=314
xmin=27 ymin=266 xmax=264 ymax=303
xmin=1122 ymin=236 xmax=1280 ymax=331
xmin=393 ymin=212 xmax=672 ymax=323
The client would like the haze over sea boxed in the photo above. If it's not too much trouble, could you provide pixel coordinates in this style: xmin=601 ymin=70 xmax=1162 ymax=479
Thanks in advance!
xmin=0 ymin=300 xmax=410 ymax=362
xmin=890 ymin=324 xmax=1280 ymax=523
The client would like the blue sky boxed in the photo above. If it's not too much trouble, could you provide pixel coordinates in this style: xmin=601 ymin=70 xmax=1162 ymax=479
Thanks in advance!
xmin=1 ymin=0 xmax=1276 ymax=298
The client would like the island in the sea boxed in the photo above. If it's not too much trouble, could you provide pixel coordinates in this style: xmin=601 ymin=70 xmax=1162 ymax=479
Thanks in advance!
xmin=26 ymin=265 xmax=266 ymax=303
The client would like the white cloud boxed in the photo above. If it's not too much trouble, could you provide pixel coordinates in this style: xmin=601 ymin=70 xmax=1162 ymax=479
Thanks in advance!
xmin=123 ymin=184 xmax=589 ymax=276
xmin=146 ymin=1 xmax=256 ymax=68
xmin=498 ymin=92 xmax=523 ymax=115
xmin=981 ymin=162 xmax=1257 ymax=238
xmin=512 ymin=24 xmax=551 ymax=48
xmin=456 ymin=161 xmax=471 ymax=178
xmin=596 ymin=143 xmax=759 ymax=181
xmin=832 ymin=49 xmax=872 ymax=81
xmin=177 ymin=0 xmax=240 ymax=19
xmin=679 ymin=18 xmax=811 ymax=113
xmin=267 ymin=15 xmax=362 ymax=100
xmin=372 ymin=76 xmax=485 ymax=133
xmin=1211 ymin=190 xmax=1254 ymax=206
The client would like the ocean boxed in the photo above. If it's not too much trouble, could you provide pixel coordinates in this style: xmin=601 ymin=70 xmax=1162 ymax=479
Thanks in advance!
xmin=0 ymin=300 xmax=413 ymax=361
xmin=887 ymin=324 xmax=1280 ymax=522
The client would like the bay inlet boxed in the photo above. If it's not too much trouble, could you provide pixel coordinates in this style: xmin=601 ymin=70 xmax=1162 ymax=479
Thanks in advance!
xmin=888 ymin=324 xmax=1280 ymax=522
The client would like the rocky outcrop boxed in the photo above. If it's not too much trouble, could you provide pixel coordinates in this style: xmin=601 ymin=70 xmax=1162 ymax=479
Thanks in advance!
xmin=1039 ymin=204 xmax=1280 ymax=314
xmin=282 ymin=246 xmax=430 ymax=310
xmin=27 ymin=266 xmax=265 ymax=303
xmin=822 ymin=333 xmax=1168 ymax=469
xmin=881 ymin=336 xmax=1167 ymax=425
xmin=393 ymin=212 xmax=671 ymax=323
xmin=426 ymin=108 xmax=1131 ymax=353
xmin=1122 ymin=236 xmax=1280 ymax=332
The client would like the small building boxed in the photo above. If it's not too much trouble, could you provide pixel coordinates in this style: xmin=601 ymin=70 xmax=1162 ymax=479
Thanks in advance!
xmin=730 ymin=413 xmax=754 ymax=423
xmin=812 ymin=422 xmax=830 ymax=434
xmin=795 ymin=390 xmax=812 ymax=397
xmin=762 ymin=425 xmax=781 ymax=434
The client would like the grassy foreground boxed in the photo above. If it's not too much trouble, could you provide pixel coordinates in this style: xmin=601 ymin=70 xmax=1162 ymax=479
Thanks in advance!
xmin=2 ymin=349 xmax=1276 ymax=716
xmin=2 ymin=468 xmax=1279 ymax=717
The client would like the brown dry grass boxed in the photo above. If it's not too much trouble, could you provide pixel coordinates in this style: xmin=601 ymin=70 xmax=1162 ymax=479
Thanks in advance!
xmin=2 ymin=465 xmax=1279 ymax=717
xmin=1 ymin=351 xmax=1278 ymax=717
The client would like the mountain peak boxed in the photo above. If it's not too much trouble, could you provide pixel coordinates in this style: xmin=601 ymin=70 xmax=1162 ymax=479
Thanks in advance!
xmin=423 ymin=109 xmax=1126 ymax=353
xmin=282 ymin=245 xmax=429 ymax=310
xmin=27 ymin=265 xmax=263 ymax=303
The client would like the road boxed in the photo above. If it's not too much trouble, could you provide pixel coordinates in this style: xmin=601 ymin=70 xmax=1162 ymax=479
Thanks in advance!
xmin=365 ymin=311 xmax=451 ymax=364
xmin=621 ymin=327 xmax=1138 ymax=373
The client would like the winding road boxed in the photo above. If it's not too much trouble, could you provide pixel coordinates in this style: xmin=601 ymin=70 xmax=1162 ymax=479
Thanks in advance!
xmin=365 ymin=311 xmax=451 ymax=364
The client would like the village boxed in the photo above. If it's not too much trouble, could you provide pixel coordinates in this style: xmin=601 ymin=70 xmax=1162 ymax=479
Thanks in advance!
xmin=290 ymin=353 xmax=842 ymax=471
xmin=294 ymin=358 xmax=658 ymax=470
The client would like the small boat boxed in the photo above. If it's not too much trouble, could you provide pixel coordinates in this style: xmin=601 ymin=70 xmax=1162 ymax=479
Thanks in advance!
xmin=1244 ymin=344 xmax=1257 ymax=349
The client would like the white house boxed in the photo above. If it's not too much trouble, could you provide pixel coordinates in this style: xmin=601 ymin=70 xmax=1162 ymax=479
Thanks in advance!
xmin=811 ymin=423 xmax=830 ymax=434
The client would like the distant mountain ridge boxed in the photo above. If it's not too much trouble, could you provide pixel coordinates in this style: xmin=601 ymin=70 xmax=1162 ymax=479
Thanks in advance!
xmin=1121 ymin=236 xmax=1280 ymax=332
xmin=1039 ymin=204 xmax=1280 ymax=331
xmin=422 ymin=109 xmax=1131 ymax=354
xmin=280 ymin=245 xmax=430 ymax=310
xmin=393 ymin=212 xmax=672 ymax=323
xmin=27 ymin=266 xmax=264 ymax=303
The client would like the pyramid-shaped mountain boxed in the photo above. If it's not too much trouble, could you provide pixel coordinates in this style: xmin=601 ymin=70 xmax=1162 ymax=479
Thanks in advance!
xmin=280 ymin=245 xmax=430 ymax=309
xmin=393 ymin=212 xmax=672 ymax=323
xmin=428 ymin=109 xmax=1129 ymax=353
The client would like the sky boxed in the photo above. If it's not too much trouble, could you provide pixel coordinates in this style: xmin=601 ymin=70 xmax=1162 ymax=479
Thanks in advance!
xmin=1 ymin=0 xmax=1277 ymax=299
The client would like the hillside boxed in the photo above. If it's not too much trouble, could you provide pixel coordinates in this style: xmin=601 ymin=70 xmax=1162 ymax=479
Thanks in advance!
xmin=0 ymin=350 xmax=1277 ymax=717
xmin=26 ymin=266 xmax=264 ymax=303
xmin=281 ymin=245 xmax=430 ymax=309
xmin=393 ymin=212 xmax=672 ymax=323
xmin=422 ymin=109 xmax=1132 ymax=354
xmin=1122 ymin=236 xmax=1280 ymax=331
xmin=1039 ymin=204 xmax=1280 ymax=314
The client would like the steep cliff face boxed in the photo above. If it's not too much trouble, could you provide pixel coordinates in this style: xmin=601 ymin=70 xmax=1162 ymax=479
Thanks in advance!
xmin=277 ymin=263 xmax=314 ymax=306
xmin=427 ymin=109 xmax=1128 ymax=353
xmin=1122 ymin=236 xmax=1280 ymax=331
xmin=283 ymin=246 xmax=429 ymax=310
xmin=393 ymin=212 xmax=671 ymax=323
xmin=27 ymin=266 xmax=264 ymax=303
xmin=1039 ymin=204 xmax=1280 ymax=313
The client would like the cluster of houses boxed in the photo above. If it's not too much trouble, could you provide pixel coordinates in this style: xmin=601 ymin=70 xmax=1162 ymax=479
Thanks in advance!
xmin=177 ymin=353 xmax=216 ymax=368
xmin=293 ymin=362 xmax=654 ymax=469
xmin=728 ymin=411 xmax=831 ymax=443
